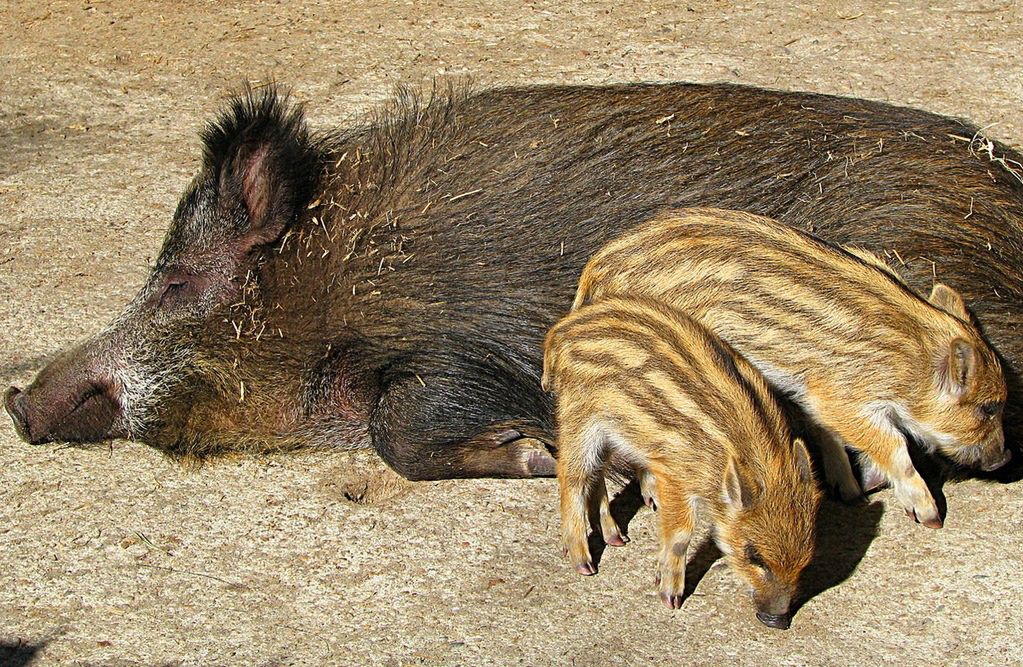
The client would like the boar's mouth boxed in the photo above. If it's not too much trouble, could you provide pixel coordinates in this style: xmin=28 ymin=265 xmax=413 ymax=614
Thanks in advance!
xmin=5 ymin=381 xmax=124 ymax=445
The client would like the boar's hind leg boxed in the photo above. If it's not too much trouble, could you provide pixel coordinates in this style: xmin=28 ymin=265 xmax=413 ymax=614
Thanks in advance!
xmin=370 ymin=368 xmax=555 ymax=481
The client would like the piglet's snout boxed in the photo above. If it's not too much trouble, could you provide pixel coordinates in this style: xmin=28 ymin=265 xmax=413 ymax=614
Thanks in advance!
xmin=755 ymin=611 xmax=792 ymax=630
xmin=754 ymin=590 xmax=793 ymax=630
xmin=980 ymin=447 xmax=1011 ymax=472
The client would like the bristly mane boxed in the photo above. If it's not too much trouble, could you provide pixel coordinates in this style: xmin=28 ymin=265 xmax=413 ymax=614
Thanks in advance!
xmin=319 ymin=80 xmax=474 ymax=183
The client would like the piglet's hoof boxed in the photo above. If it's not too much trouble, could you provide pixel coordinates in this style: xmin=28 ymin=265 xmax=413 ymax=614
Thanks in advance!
xmin=834 ymin=484 xmax=866 ymax=505
xmin=861 ymin=467 xmax=889 ymax=494
xmin=659 ymin=592 xmax=684 ymax=610
xmin=906 ymin=508 xmax=943 ymax=529
xmin=605 ymin=533 xmax=629 ymax=547
xmin=574 ymin=562 xmax=597 ymax=576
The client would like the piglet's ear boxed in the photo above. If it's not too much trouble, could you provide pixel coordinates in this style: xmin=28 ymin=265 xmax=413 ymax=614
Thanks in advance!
xmin=938 ymin=338 xmax=976 ymax=397
xmin=929 ymin=283 xmax=971 ymax=322
xmin=791 ymin=437 xmax=814 ymax=484
xmin=723 ymin=458 xmax=758 ymax=511
xmin=203 ymin=85 xmax=320 ymax=253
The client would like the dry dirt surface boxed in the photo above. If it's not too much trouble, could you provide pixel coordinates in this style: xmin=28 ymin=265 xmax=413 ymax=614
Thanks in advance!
xmin=2 ymin=1 xmax=1023 ymax=665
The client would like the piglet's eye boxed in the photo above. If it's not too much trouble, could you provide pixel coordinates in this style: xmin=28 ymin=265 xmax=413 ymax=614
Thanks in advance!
xmin=745 ymin=543 xmax=768 ymax=570
xmin=979 ymin=402 xmax=1002 ymax=419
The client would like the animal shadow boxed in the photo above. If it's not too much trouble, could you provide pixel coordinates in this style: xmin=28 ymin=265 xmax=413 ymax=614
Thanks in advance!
xmin=791 ymin=498 xmax=885 ymax=614
xmin=598 ymin=480 xmax=884 ymax=615
xmin=0 ymin=639 xmax=48 ymax=667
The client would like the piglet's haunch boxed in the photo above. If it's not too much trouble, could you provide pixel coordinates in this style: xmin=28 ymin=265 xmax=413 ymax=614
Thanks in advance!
xmin=7 ymin=82 xmax=1023 ymax=482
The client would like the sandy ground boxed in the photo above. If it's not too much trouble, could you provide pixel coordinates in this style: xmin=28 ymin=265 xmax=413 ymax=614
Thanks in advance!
xmin=2 ymin=1 xmax=1023 ymax=665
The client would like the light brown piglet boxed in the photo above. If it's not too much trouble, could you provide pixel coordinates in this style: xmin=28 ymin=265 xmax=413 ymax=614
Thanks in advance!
xmin=543 ymin=296 xmax=821 ymax=629
xmin=573 ymin=208 xmax=1009 ymax=528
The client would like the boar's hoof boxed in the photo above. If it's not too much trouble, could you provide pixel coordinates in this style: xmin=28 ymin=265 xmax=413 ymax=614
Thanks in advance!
xmin=756 ymin=611 xmax=792 ymax=630
xmin=525 ymin=449 xmax=557 ymax=476
xmin=575 ymin=562 xmax=597 ymax=576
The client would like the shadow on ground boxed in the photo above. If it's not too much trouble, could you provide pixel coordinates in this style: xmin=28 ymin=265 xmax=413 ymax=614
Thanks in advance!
xmin=793 ymin=499 xmax=885 ymax=614
xmin=0 ymin=639 xmax=47 ymax=667
xmin=599 ymin=480 xmax=884 ymax=619
xmin=0 ymin=354 xmax=51 ymax=383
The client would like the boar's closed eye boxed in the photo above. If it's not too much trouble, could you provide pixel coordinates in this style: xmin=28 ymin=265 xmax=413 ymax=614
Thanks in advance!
xmin=158 ymin=278 xmax=191 ymax=308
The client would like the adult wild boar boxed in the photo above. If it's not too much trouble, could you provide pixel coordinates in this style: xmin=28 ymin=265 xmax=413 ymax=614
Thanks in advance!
xmin=6 ymin=82 xmax=1023 ymax=482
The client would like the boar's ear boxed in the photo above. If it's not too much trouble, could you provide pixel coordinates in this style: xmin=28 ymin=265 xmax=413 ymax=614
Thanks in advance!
xmin=791 ymin=437 xmax=813 ymax=484
xmin=928 ymin=283 xmax=971 ymax=322
xmin=723 ymin=458 xmax=758 ymax=511
xmin=938 ymin=338 xmax=976 ymax=397
xmin=203 ymin=85 xmax=320 ymax=253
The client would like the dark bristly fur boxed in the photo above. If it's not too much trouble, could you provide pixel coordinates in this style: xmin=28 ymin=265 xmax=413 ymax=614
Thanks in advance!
xmin=6 ymin=81 xmax=1023 ymax=483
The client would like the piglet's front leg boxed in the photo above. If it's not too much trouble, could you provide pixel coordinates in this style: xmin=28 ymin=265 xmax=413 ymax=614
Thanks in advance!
xmin=653 ymin=478 xmax=695 ymax=609
xmin=826 ymin=413 xmax=942 ymax=528
xmin=558 ymin=466 xmax=598 ymax=576
xmin=810 ymin=424 xmax=864 ymax=503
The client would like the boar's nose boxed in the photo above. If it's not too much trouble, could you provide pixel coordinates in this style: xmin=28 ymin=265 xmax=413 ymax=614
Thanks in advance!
xmin=980 ymin=448 xmax=1011 ymax=472
xmin=4 ymin=379 xmax=122 ymax=445
xmin=5 ymin=386 xmax=31 ymax=442
xmin=755 ymin=611 xmax=792 ymax=630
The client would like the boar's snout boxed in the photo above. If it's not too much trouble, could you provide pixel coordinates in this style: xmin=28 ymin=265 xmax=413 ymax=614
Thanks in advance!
xmin=4 ymin=386 xmax=32 ymax=442
xmin=755 ymin=610 xmax=792 ymax=630
xmin=5 ymin=350 xmax=125 ymax=445
xmin=5 ymin=381 xmax=122 ymax=444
